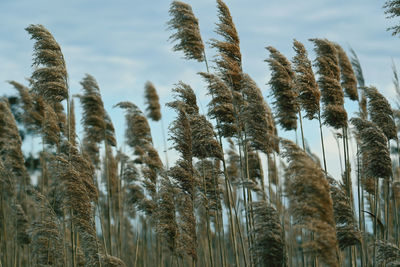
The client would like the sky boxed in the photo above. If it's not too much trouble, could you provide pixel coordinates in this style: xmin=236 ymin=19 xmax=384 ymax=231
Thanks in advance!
xmin=0 ymin=0 xmax=399 ymax=179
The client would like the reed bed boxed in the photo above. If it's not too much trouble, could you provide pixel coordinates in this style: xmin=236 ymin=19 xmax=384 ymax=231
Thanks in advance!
xmin=1 ymin=1 xmax=400 ymax=266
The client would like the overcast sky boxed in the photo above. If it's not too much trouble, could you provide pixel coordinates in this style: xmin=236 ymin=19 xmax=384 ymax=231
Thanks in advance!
xmin=1 ymin=0 xmax=399 ymax=179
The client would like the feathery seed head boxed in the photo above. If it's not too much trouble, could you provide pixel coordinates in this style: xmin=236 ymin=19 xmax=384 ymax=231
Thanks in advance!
xmin=364 ymin=86 xmax=397 ymax=140
xmin=26 ymin=24 xmax=68 ymax=103
xmin=310 ymin=38 xmax=347 ymax=129
xmin=266 ymin=46 xmax=299 ymax=131
xmin=292 ymin=39 xmax=320 ymax=120
xmin=335 ymin=44 xmax=358 ymax=101
xmin=167 ymin=1 xmax=204 ymax=61
xmin=144 ymin=81 xmax=162 ymax=121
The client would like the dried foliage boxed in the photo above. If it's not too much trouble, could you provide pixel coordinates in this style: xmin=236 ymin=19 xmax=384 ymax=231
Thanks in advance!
xmin=226 ymin=138 xmax=240 ymax=182
xmin=328 ymin=177 xmax=361 ymax=249
xmin=15 ymin=203 xmax=30 ymax=245
xmin=0 ymin=99 xmax=30 ymax=188
xmin=282 ymin=139 xmax=339 ymax=267
xmin=242 ymin=74 xmax=275 ymax=154
xmin=25 ymin=24 xmax=68 ymax=103
xmin=310 ymin=38 xmax=347 ymax=129
xmin=292 ymin=40 xmax=320 ymax=120
xmin=199 ymin=72 xmax=237 ymax=138
xmin=79 ymin=74 xmax=106 ymax=143
xmin=375 ymin=240 xmax=400 ymax=266
xmin=191 ymin=114 xmax=223 ymax=160
xmin=156 ymin=175 xmax=179 ymax=253
xmin=247 ymin=151 xmax=263 ymax=183
xmin=250 ymin=201 xmax=286 ymax=267
xmin=100 ymin=255 xmax=126 ymax=267
xmin=169 ymin=82 xmax=222 ymax=160
xmin=27 ymin=188 xmax=64 ymax=267
xmin=266 ymin=46 xmax=299 ymax=131
xmin=167 ymin=1 xmax=204 ymax=61
xmin=364 ymin=86 xmax=397 ymax=141
xmin=335 ymin=44 xmax=358 ymax=101
xmin=78 ymin=74 xmax=116 ymax=167
xmin=144 ymin=81 xmax=161 ymax=121
xmin=211 ymin=0 xmax=243 ymax=94
xmin=54 ymin=141 xmax=100 ymax=266
xmin=196 ymin=159 xmax=223 ymax=217
xmin=167 ymin=104 xmax=197 ymax=260
xmin=351 ymin=117 xmax=392 ymax=179
xmin=115 ymin=101 xmax=153 ymax=156
xmin=384 ymin=0 xmax=400 ymax=35
xmin=349 ymin=48 xmax=365 ymax=88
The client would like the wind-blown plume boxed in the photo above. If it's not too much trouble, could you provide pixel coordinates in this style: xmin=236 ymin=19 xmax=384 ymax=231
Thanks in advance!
xmin=196 ymin=159 xmax=223 ymax=216
xmin=168 ymin=82 xmax=199 ymax=115
xmin=226 ymin=138 xmax=240 ymax=182
xmin=115 ymin=102 xmax=153 ymax=157
xmin=167 ymin=1 xmax=204 ymax=61
xmin=8 ymin=80 xmax=61 ymax=146
xmin=78 ymin=74 xmax=116 ymax=166
xmin=247 ymin=150 xmax=263 ymax=183
xmin=43 ymin=102 xmax=61 ymax=146
xmin=349 ymin=48 xmax=365 ymax=88
xmin=250 ymin=201 xmax=286 ymax=267
xmin=169 ymin=82 xmax=222 ymax=160
xmin=79 ymin=74 xmax=106 ymax=143
xmin=14 ymin=203 xmax=30 ymax=246
xmin=8 ymin=81 xmax=37 ymax=131
xmin=0 ymin=99 xmax=30 ymax=189
xmin=310 ymin=38 xmax=347 ymax=129
xmin=156 ymin=175 xmax=179 ymax=253
xmin=328 ymin=177 xmax=361 ymax=249
xmin=349 ymin=48 xmax=368 ymax=119
xmin=335 ymin=44 xmax=358 ymax=101
xmin=27 ymin=188 xmax=64 ymax=266
xmin=191 ymin=115 xmax=223 ymax=160
xmin=292 ymin=40 xmax=320 ymax=120
xmin=211 ymin=0 xmax=242 ymax=94
xmin=266 ymin=46 xmax=299 ymax=131
xmin=199 ymin=72 xmax=237 ymax=138
xmin=384 ymin=0 xmax=400 ymax=36
xmin=54 ymin=141 xmax=100 ymax=266
xmin=364 ymin=86 xmax=397 ymax=141
xmin=25 ymin=24 xmax=68 ymax=103
xmin=144 ymin=81 xmax=162 ymax=121
xmin=282 ymin=139 xmax=339 ymax=267
xmin=351 ymin=118 xmax=392 ymax=182
xmin=101 ymin=255 xmax=127 ymax=267
xmin=167 ymin=104 xmax=197 ymax=261
xmin=376 ymin=240 xmax=400 ymax=266
xmin=242 ymin=73 xmax=275 ymax=154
